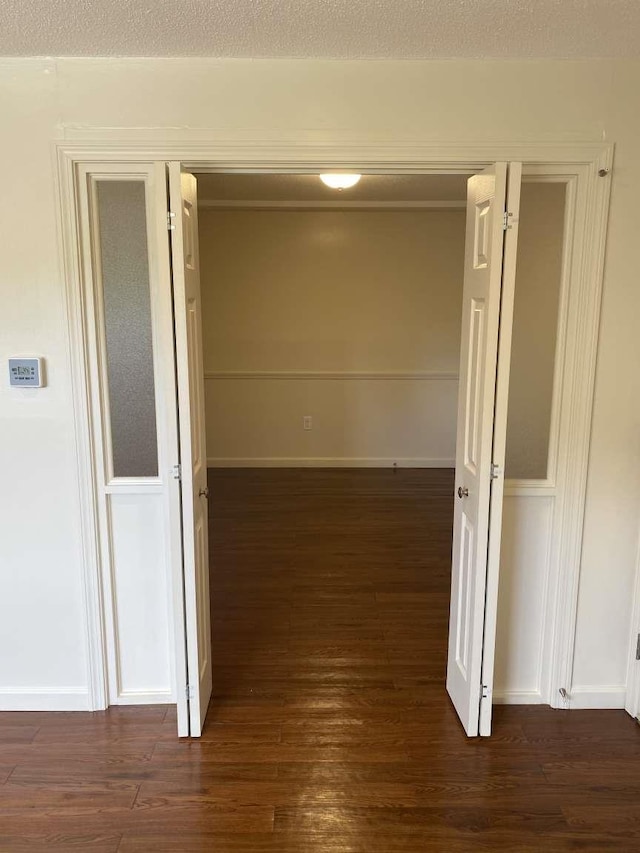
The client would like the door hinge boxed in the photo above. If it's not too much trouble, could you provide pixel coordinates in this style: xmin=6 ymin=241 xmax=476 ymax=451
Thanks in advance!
xmin=172 ymin=463 xmax=182 ymax=481
xmin=481 ymin=684 xmax=491 ymax=699
xmin=185 ymin=684 xmax=194 ymax=700
xmin=490 ymin=463 xmax=502 ymax=480
xmin=503 ymin=211 xmax=513 ymax=230
xmin=636 ymin=633 xmax=640 ymax=661
xmin=167 ymin=211 xmax=176 ymax=231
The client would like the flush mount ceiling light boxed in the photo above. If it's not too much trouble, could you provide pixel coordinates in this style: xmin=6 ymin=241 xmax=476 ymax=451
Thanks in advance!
xmin=319 ymin=173 xmax=362 ymax=190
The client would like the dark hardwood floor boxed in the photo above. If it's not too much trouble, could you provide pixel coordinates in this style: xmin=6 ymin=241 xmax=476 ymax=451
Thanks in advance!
xmin=1 ymin=468 xmax=639 ymax=851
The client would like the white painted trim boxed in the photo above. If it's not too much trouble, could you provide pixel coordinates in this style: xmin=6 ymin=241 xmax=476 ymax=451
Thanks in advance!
xmin=566 ymin=686 xmax=627 ymax=709
xmin=204 ymin=369 xmax=458 ymax=381
xmin=0 ymin=688 xmax=90 ymax=712
xmin=199 ymin=199 xmax=466 ymax=210
xmin=208 ymin=457 xmax=454 ymax=469
xmin=539 ymin=153 xmax=614 ymax=709
xmin=56 ymin=149 xmax=109 ymax=712
xmin=56 ymin=131 xmax=611 ymax=169
xmin=492 ymin=689 xmax=543 ymax=705
xmin=624 ymin=532 xmax=640 ymax=718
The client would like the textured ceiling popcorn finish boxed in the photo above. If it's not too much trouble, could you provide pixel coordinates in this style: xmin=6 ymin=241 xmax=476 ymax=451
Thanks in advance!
xmin=1 ymin=0 xmax=640 ymax=58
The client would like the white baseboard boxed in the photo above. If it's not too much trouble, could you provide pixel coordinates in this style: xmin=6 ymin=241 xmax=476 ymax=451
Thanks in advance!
xmin=207 ymin=457 xmax=455 ymax=469
xmin=492 ymin=689 xmax=543 ymax=705
xmin=493 ymin=686 xmax=627 ymax=709
xmin=565 ymin=686 xmax=626 ymax=709
xmin=0 ymin=687 xmax=90 ymax=711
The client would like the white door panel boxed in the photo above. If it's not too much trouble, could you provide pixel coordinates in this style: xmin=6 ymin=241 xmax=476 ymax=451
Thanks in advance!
xmin=447 ymin=162 xmax=522 ymax=736
xmin=169 ymin=165 xmax=212 ymax=737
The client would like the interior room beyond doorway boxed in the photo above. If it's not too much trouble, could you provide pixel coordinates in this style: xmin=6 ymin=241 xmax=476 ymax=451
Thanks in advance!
xmin=195 ymin=169 xmax=566 ymax=713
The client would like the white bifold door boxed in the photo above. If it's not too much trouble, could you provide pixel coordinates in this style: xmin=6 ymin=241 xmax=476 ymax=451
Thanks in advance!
xmin=447 ymin=162 xmax=522 ymax=737
xmin=168 ymin=165 xmax=213 ymax=737
xmin=78 ymin=160 xmax=211 ymax=736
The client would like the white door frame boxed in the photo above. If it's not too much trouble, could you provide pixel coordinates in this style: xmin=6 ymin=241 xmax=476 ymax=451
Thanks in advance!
xmin=54 ymin=135 xmax=613 ymax=714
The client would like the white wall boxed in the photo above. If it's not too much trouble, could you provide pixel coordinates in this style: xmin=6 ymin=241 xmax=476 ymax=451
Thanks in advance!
xmin=200 ymin=207 xmax=464 ymax=466
xmin=0 ymin=62 xmax=89 ymax=709
xmin=1 ymin=57 xmax=639 ymax=709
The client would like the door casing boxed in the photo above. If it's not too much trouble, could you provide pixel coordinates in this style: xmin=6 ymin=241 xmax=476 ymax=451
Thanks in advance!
xmin=55 ymin=136 xmax=613 ymax=717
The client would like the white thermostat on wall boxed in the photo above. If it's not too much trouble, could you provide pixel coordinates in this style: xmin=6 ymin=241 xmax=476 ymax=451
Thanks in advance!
xmin=8 ymin=357 xmax=45 ymax=388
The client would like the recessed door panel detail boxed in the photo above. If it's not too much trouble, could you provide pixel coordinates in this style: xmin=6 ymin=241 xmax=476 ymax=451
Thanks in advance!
xmin=455 ymin=514 xmax=474 ymax=678
xmin=188 ymin=301 xmax=204 ymax=472
xmin=473 ymin=199 xmax=491 ymax=269
xmin=195 ymin=513 xmax=209 ymax=681
xmin=184 ymin=200 xmax=195 ymax=270
xmin=464 ymin=298 xmax=485 ymax=475
xmin=109 ymin=493 xmax=173 ymax=698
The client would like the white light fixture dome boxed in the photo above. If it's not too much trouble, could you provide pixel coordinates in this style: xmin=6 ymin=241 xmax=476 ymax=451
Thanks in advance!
xmin=319 ymin=173 xmax=362 ymax=190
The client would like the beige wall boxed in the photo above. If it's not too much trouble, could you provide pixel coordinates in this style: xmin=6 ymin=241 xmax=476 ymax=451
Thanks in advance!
xmin=1 ymin=57 xmax=639 ymax=708
xmin=200 ymin=207 xmax=465 ymax=464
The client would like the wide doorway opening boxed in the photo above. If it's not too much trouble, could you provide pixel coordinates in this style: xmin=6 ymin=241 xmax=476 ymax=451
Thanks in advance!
xmin=193 ymin=170 xmax=566 ymax=734
xmin=70 ymin=155 xmax=590 ymax=739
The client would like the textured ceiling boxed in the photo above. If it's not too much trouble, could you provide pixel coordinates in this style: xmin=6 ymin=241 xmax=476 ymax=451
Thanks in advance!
xmin=1 ymin=0 xmax=639 ymax=58
xmin=196 ymin=173 xmax=470 ymax=203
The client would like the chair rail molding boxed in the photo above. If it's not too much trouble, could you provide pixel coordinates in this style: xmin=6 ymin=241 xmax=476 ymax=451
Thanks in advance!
xmin=204 ymin=369 xmax=458 ymax=381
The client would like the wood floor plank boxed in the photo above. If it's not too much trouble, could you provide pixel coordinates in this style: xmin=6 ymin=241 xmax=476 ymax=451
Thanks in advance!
xmin=563 ymin=803 xmax=640 ymax=836
xmin=0 ymin=782 xmax=139 ymax=815
xmin=0 ymin=725 xmax=40 ymax=744
xmin=0 ymin=743 xmax=156 ymax=764
xmin=0 ymin=834 xmax=121 ymax=851
xmin=273 ymin=803 xmax=569 ymax=834
xmin=0 ymin=763 xmax=15 ymax=783
xmin=541 ymin=758 xmax=640 ymax=788
xmin=0 ymin=806 xmax=274 ymax=838
xmin=116 ymin=833 xmax=623 ymax=853
xmin=152 ymin=741 xmax=410 ymax=763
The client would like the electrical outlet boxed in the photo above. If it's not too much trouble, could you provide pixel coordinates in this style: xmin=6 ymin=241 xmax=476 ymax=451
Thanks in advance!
xmin=303 ymin=415 xmax=312 ymax=430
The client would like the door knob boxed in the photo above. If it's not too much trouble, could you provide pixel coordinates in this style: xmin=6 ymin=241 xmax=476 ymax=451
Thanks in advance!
xmin=199 ymin=487 xmax=210 ymax=499
xmin=457 ymin=486 xmax=469 ymax=499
